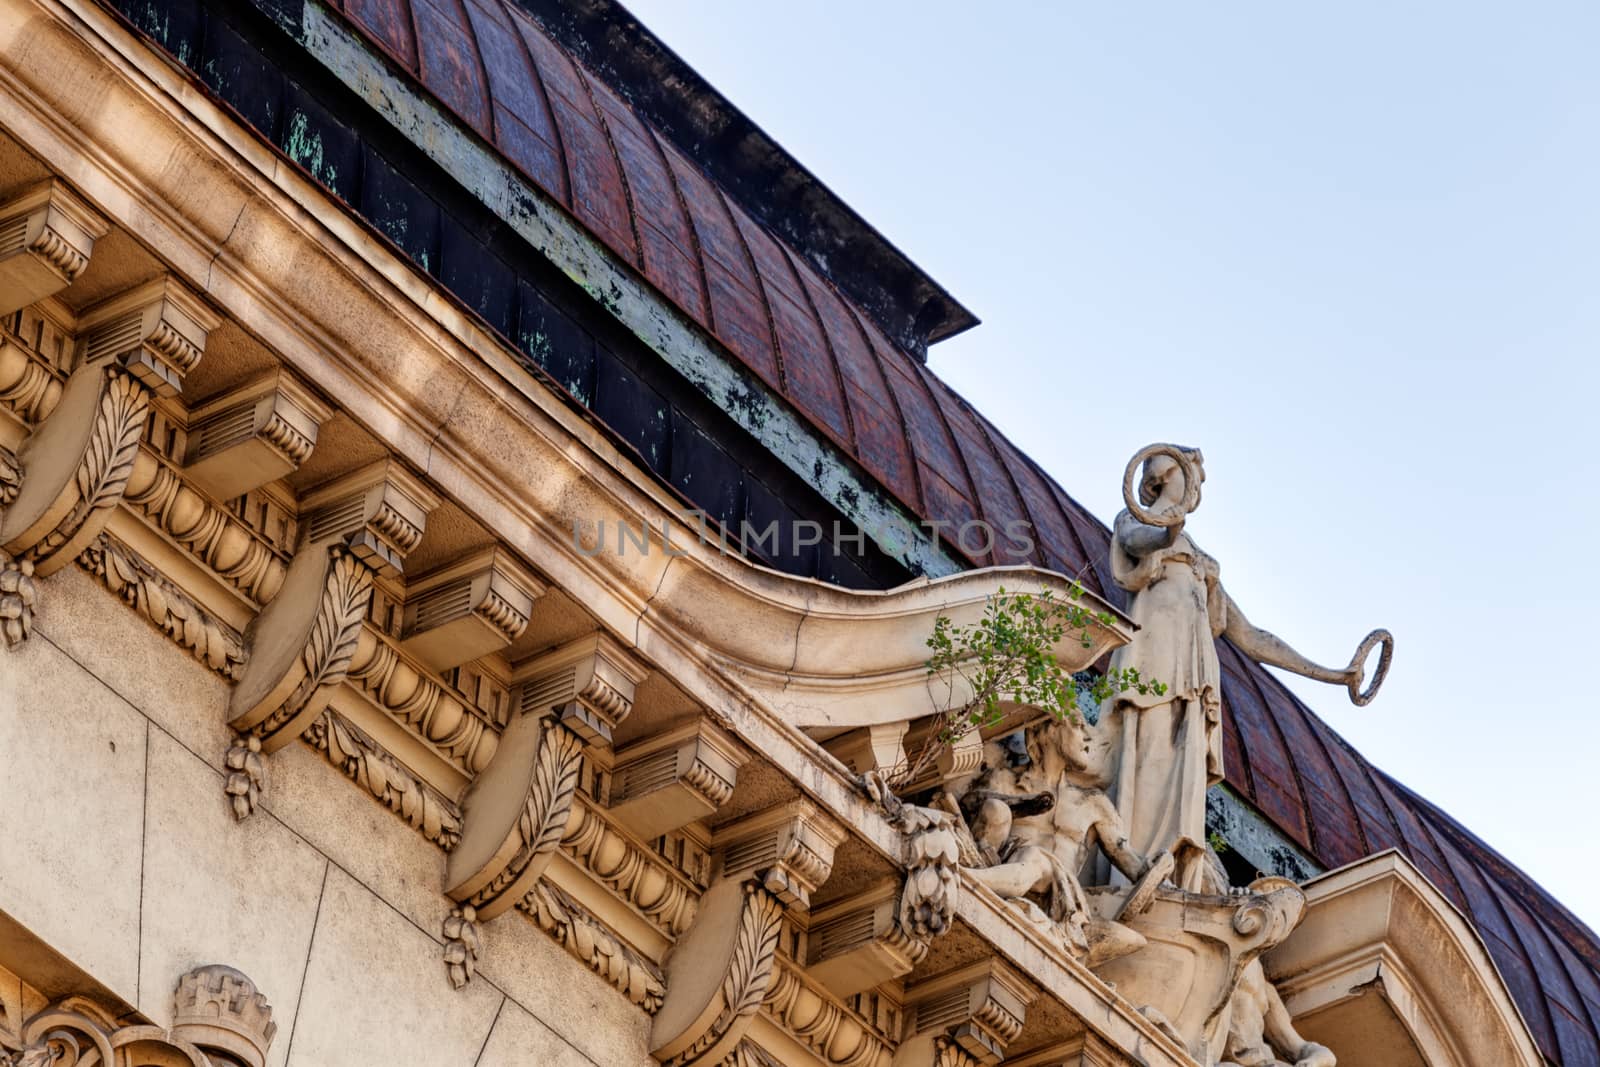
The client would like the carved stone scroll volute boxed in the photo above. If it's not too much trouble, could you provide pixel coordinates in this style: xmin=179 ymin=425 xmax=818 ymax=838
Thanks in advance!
xmin=511 ymin=632 xmax=648 ymax=747
xmin=0 ymin=180 xmax=107 ymax=315
xmin=0 ymin=277 xmax=216 ymax=579
xmin=714 ymin=800 xmax=846 ymax=913
xmin=225 ymin=461 xmax=437 ymax=817
xmin=895 ymin=961 xmax=1036 ymax=1067
xmin=610 ymin=717 xmax=750 ymax=840
xmin=651 ymin=878 xmax=784 ymax=1067
xmin=443 ymin=707 xmax=585 ymax=921
xmin=182 ymin=369 xmax=332 ymax=500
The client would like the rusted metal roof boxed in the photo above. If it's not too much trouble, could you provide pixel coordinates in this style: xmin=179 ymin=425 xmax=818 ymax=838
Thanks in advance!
xmin=323 ymin=0 xmax=1070 ymax=571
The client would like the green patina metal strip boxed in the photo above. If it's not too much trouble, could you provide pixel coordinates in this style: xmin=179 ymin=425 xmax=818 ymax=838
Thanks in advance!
xmin=256 ymin=0 xmax=963 ymax=579
xmin=1206 ymin=783 xmax=1323 ymax=884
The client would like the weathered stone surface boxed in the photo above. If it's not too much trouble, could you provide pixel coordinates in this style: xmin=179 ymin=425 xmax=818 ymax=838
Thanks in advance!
xmin=286 ymin=868 xmax=501 ymax=1067
xmin=35 ymin=562 xmax=234 ymax=768
xmin=476 ymin=998 xmax=652 ymax=1067
xmin=255 ymin=734 xmax=455 ymax=945
xmin=474 ymin=901 xmax=654 ymax=1067
xmin=137 ymin=730 xmax=326 ymax=1067
xmin=0 ymin=632 xmax=146 ymax=1000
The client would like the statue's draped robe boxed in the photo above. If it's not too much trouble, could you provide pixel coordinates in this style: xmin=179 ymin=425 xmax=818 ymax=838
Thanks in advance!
xmin=1105 ymin=514 xmax=1225 ymax=868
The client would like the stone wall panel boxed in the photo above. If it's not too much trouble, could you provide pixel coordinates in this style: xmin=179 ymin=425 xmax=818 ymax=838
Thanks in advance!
xmin=285 ymin=867 xmax=502 ymax=1067
xmin=136 ymin=729 xmax=326 ymax=1067
xmin=35 ymin=561 xmax=234 ymax=769
xmin=475 ymin=897 xmax=655 ymax=1067
xmin=475 ymin=998 xmax=650 ymax=1067
xmin=0 ymin=631 xmax=146 ymax=1001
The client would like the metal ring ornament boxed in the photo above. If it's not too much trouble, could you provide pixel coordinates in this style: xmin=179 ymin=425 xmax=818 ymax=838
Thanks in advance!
xmin=1346 ymin=628 xmax=1393 ymax=706
xmin=1122 ymin=443 xmax=1203 ymax=527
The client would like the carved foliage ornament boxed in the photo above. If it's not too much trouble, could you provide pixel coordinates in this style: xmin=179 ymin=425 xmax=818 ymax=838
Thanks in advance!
xmin=306 ymin=709 xmax=463 ymax=849
xmin=520 ymin=880 xmax=668 ymax=1013
xmin=1 ymin=964 xmax=275 ymax=1067
xmin=77 ymin=533 xmax=246 ymax=678
xmin=861 ymin=772 xmax=959 ymax=944
xmin=445 ymin=710 xmax=585 ymax=921
xmin=651 ymin=880 xmax=784 ymax=1067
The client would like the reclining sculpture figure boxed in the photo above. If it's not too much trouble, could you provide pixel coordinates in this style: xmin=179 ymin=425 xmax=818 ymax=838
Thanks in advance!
xmin=957 ymin=713 xmax=1171 ymax=967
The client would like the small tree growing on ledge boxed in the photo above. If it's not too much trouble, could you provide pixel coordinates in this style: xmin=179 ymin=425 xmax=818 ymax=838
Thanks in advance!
xmin=897 ymin=585 xmax=1165 ymax=789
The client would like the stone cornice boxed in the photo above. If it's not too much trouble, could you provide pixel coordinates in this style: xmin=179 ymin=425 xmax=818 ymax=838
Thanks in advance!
xmin=1265 ymin=850 xmax=1543 ymax=1067
xmin=0 ymin=8 xmax=1183 ymax=1062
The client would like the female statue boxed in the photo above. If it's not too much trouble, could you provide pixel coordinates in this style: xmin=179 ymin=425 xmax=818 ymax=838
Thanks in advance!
xmin=1104 ymin=445 xmax=1390 ymax=886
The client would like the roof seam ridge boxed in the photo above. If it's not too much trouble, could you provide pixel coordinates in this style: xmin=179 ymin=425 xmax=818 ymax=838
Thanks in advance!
xmin=1258 ymin=666 xmax=1372 ymax=860
xmin=842 ymin=303 xmax=927 ymax=517
xmin=965 ymin=406 xmax=1053 ymax=568
xmin=643 ymin=126 xmax=714 ymax=330
xmin=1223 ymin=639 xmax=1320 ymax=858
xmin=715 ymin=185 xmax=790 ymax=398
xmin=779 ymin=241 xmax=858 ymax=455
xmin=501 ymin=1 xmax=574 ymax=203
xmin=448 ymin=0 xmax=497 ymax=140
xmin=915 ymin=373 xmax=992 ymax=566
xmin=572 ymin=66 xmax=646 ymax=269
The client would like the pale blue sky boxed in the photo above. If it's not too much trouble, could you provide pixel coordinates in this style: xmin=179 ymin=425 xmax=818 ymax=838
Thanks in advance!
xmin=623 ymin=1 xmax=1600 ymax=926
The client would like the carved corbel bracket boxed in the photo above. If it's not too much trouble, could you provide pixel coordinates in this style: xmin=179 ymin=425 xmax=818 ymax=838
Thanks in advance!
xmin=609 ymin=717 xmax=750 ymax=839
xmin=77 ymin=276 xmax=217 ymax=398
xmin=900 ymin=960 xmax=1036 ymax=1066
xmin=805 ymin=879 xmax=928 ymax=997
xmin=225 ymin=462 xmax=437 ymax=816
xmin=0 ymin=278 xmax=216 ymax=580
xmin=443 ymin=706 xmax=585 ymax=922
xmin=183 ymin=369 xmax=333 ymax=499
xmin=825 ymin=721 xmax=910 ymax=777
xmin=297 ymin=458 xmax=440 ymax=579
xmin=0 ymin=180 xmax=107 ymax=315
xmin=511 ymin=632 xmax=648 ymax=747
xmin=651 ymin=878 xmax=784 ymax=1067
xmin=714 ymin=800 xmax=847 ymax=913
xmin=401 ymin=546 xmax=546 ymax=671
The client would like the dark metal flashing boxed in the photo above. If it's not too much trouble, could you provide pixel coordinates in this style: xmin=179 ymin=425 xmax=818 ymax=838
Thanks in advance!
xmin=509 ymin=0 xmax=979 ymax=358
xmin=99 ymin=0 xmax=921 ymax=589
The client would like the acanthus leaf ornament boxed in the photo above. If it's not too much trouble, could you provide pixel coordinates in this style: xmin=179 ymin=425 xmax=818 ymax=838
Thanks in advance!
xmin=520 ymin=881 xmax=667 ymax=1013
xmin=306 ymin=710 xmax=462 ymax=849
xmin=444 ymin=708 xmax=585 ymax=920
xmin=76 ymin=534 xmax=246 ymax=679
xmin=223 ymin=461 xmax=436 ymax=816
xmin=650 ymin=879 xmax=784 ymax=1067
xmin=0 ymin=277 xmax=213 ymax=648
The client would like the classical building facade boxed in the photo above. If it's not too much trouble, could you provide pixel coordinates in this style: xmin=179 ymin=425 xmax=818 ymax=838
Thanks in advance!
xmin=0 ymin=2 xmax=1592 ymax=1066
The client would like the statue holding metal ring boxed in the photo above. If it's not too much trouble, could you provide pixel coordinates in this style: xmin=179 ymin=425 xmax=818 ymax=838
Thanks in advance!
xmin=1102 ymin=444 xmax=1394 ymax=885
xmin=1346 ymin=628 xmax=1394 ymax=707
xmin=1121 ymin=442 xmax=1204 ymax=527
